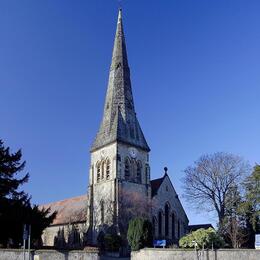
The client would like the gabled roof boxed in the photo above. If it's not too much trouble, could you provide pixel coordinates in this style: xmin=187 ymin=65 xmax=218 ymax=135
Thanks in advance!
xmin=91 ymin=9 xmax=150 ymax=152
xmin=39 ymin=195 xmax=87 ymax=226
xmin=151 ymin=172 xmax=189 ymax=222
xmin=150 ymin=175 xmax=166 ymax=197
xmin=188 ymin=224 xmax=214 ymax=232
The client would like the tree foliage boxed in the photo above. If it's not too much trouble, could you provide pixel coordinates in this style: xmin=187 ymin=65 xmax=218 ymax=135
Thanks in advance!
xmin=179 ymin=228 xmax=224 ymax=249
xmin=183 ymin=152 xmax=250 ymax=231
xmin=242 ymin=164 xmax=260 ymax=232
xmin=119 ymin=189 xmax=153 ymax=238
xmin=127 ymin=217 xmax=153 ymax=251
xmin=94 ymin=189 xmax=153 ymax=243
xmin=0 ymin=139 xmax=56 ymax=247
xmin=218 ymin=165 xmax=260 ymax=248
xmin=222 ymin=185 xmax=249 ymax=248
xmin=104 ymin=234 xmax=122 ymax=252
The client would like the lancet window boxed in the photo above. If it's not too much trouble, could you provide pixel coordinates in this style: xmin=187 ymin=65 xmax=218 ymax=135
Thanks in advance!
xmin=125 ymin=158 xmax=130 ymax=180
xmin=97 ymin=163 xmax=101 ymax=183
xmin=136 ymin=161 xmax=142 ymax=183
xmin=165 ymin=203 xmax=170 ymax=237
xmin=158 ymin=211 xmax=162 ymax=236
xmin=106 ymin=159 xmax=110 ymax=179
xmin=100 ymin=200 xmax=104 ymax=224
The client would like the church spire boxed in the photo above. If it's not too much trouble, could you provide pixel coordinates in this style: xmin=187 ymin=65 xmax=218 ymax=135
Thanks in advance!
xmin=91 ymin=10 xmax=150 ymax=152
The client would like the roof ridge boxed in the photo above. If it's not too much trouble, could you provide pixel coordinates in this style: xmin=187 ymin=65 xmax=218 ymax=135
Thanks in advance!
xmin=40 ymin=194 xmax=87 ymax=207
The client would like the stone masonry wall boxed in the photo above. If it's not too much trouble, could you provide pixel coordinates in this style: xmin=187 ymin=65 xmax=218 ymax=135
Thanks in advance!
xmin=131 ymin=248 xmax=260 ymax=260
xmin=0 ymin=249 xmax=99 ymax=260
xmin=42 ymin=222 xmax=87 ymax=246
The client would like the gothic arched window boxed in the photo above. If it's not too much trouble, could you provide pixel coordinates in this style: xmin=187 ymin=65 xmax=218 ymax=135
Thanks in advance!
xmin=178 ymin=219 xmax=180 ymax=238
xmin=101 ymin=161 xmax=105 ymax=180
xmin=125 ymin=158 xmax=130 ymax=180
xmin=97 ymin=163 xmax=101 ymax=183
xmin=152 ymin=216 xmax=157 ymax=236
xmin=136 ymin=161 xmax=142 ymax=183
xmin=100 ymin=200 xmax=104 ymax=224
xmin=158 ymin=211 xmax=162 ymax=237
xmin=172 ymin=212 xmax=175 ymax=239
xmin=145 ymin=165 xmax=149 ymax=184
xmin=106 ymin=159 xmax=110 ymax=180
xmin=165 ymin=203 xmax=170 ymax=237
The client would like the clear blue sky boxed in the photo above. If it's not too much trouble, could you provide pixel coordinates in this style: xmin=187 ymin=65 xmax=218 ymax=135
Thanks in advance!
xmin=1 ymin=0 xmax=259 ymax=225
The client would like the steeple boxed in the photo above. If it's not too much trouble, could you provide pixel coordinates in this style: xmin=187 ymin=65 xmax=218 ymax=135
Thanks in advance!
xmin=91 ymin=9 xmax=150 ymax=152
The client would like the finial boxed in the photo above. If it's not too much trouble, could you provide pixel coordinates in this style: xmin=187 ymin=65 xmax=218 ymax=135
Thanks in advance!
xmin=164 ymin=167 xmax=168 ymax=175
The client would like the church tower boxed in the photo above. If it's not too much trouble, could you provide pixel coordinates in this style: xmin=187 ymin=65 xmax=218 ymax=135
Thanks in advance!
xmin=87 ymin=10 xmax=151 ymax=243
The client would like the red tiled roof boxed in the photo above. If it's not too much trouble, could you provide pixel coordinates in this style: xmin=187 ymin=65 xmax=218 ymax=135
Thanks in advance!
xmin=39 ymin=194 xmax=87 ymax=226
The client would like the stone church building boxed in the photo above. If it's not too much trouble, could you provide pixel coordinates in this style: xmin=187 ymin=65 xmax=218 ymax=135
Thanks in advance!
xmin=41 ymin=10 xmax=189 ymax=247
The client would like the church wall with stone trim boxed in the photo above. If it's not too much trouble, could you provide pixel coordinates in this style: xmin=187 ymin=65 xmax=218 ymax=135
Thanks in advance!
xmin=41 ymin=222 xmax=87 ymax=247
xmin=151 ymin=175 xmax=189 ymax=241
xmin=87 ymin=141 xmax=151 ymax=243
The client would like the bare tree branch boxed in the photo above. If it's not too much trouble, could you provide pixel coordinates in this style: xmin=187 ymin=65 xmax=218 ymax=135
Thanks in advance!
xmin=182 ymin=152 xmax=250 ymax=229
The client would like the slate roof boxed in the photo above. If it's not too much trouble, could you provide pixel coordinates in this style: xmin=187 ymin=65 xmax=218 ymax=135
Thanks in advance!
xmin=39 ymin=195 xmax=87 ymax=226
xmin=91 ymin=9 xmax=150 ymax=152
xmin=150 ymin=175 xmax=166 ymax=197
xmin=188 ymin=224 xmax=214 ymax=232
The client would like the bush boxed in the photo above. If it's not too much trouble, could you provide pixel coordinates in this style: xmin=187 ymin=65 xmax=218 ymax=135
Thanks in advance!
xmin=97 ymin=231 xmax=105 ymax=251
xmin=104 ymin=234 xmax=122 ymax=252
xmin=179 ymin=228 xmax=224 ymax=249
xmin=127 ymin=217 xmax=153 ymax=251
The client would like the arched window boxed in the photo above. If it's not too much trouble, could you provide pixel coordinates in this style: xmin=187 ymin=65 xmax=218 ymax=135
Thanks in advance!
xmin=106 ymin=159 xmax=110 ymax=179
xmin=158 ymin=211 xmax=162 ymax=237
xmin=125 ymin=158 xmax=130 ymax=180
xmin=165 ymin=203 xmax=169 ymax=237
xmin=152 ymin=216 xmax=157 ymax=236
xmin=136 ymin=161 xmax=142 ymax=183
xmin=101 ymin=161 xmax=105 ymax=180
xmin=145 ymin=166 xmax=149 ymax=184
xmin=178 ymin=219 xmax=180 ymax=238
xmin=100 ymin=200 xmax=104 ymax=224
xmin=97 ymin=163 xmax=101 ymax=183
xmin=172 ymin=212 xmax=175 ymax=239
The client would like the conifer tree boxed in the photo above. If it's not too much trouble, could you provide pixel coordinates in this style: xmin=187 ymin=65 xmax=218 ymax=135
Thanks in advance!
xmin=0 ymin=139 xmax=56 ymax=247
xmin=240 ymin=164 xmax=260 ymax=247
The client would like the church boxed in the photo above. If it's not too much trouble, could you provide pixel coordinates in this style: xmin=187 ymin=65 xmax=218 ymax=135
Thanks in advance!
xmin=41 ymin=9 xmax=189 ymax=248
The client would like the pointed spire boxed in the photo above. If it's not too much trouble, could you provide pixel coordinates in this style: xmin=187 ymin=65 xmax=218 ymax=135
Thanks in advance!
xmin=91 ymin=10 xmax=150 ymax=152
xmin=118 ymin=8 xmax=122 ymax=22
xmin=111 ymin=8 xmax=129 ymax=77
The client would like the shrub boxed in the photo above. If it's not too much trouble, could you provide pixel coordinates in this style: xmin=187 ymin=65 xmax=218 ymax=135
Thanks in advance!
xmin=97 ymin=231 xmax=105 ymax=251
xmin=127 ymin=217 xmax=153 ymax=251
xmin=179 ymin=228 xmax=224 ymax=249
xmin=104 ymin=234 xmax=122 ymax=252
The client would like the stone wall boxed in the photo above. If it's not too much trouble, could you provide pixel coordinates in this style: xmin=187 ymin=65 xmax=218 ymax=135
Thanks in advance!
xmin=131 ymin=248 xmax=260 ymax=260
xmin=34 ymin=250 xmax=99 ymax=260
xmin=0 ymin=249 xmax=99 ymax=260
xmin=0 ymin=249 xmax=30 ymax=260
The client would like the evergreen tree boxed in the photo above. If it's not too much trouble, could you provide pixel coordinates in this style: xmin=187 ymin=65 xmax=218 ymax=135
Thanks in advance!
xmin=127 ymin=218 xmax=153 ymax=251
xmin=223 ymin=185 xmax=248 ymax=248
xmin=0 ymin=139 xmax=56 ymax=247
xmin=240 ymin=164 xmax=260 ymax=248
xmin=222 ymin=165 xmax=260 ymax=248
